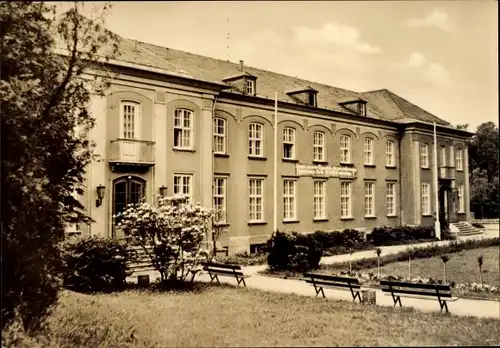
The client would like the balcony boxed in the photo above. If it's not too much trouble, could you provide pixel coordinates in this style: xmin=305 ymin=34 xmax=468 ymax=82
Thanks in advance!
xmin=439 ymin=166 xmax=455 ymax=180
xmin=109 ymin=139 xmax=155 ymax=167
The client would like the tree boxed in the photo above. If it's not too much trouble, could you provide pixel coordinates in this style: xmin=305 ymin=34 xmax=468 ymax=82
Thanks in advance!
xmin=375 ymin=248 xmax=382 ymax=278
xmin=469 ymin=169 xmax=493 ymax=219
xmin=117 ymin=195 xmax=214 ymax=283
xmin=1 ymin=2 xmax=118 ymax=330
xmin=477 ymin=255 xmax=484 ymax=285
xmin=440 ymin=255 xmax=450 ymax=283
xmin=456 ymin=124 xmax=469 ymax=130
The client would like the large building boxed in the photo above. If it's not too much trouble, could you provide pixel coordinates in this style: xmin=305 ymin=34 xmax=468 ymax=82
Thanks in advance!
xmin=68 ymin=34 xmax=474 ymax=253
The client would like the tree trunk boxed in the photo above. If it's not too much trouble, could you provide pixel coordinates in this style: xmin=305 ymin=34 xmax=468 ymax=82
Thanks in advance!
xmin=408 ymin=255 xmax=411 ymax=279
xmin=377 ymin=257 xmax=380 ymax=277
xmin=479 ymin=265 xmax=483 ymax=285
xmin=444 ymin=264 xmax=447 ymax=283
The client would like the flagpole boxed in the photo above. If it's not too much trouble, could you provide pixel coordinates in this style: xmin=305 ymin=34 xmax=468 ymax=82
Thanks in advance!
xmin=273 ymin=92 xmax=278 ymax=234
xmin=433 ymin=122 xmax=441 ymax=240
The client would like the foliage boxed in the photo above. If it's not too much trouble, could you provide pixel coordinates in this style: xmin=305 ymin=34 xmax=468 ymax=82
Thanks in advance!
xmin=217 ymin=252 xmax=268 ymax=266
xmin=116 ymin=194 xmax=213 ymax=282
xmin=1 ymin=2 xmax=118 ymax=331
xmin=266 ymin=231 xmax=322 ymax=272
xmin=368 ymin=225 xmax=435 ymax=246
xmin=61 ymin=237 xmax=132 ymax=293
xmin=469 ymin=122 xmax=499 ymax=218
xmin=471 ymin=222 xmax=485 ymax=229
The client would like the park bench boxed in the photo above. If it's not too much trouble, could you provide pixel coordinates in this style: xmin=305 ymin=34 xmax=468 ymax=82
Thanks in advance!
xmin=201 ymin=262 xmax=250 ymax=287
xmin=303 ymin=272 xmax=363 ymax=303
xmin=380 ymin=280 xmax=459 ymax=313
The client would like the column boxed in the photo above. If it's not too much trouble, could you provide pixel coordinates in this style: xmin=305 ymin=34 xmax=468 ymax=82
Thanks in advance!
xmin=464 ymin=147 xmax=471 ymax=221
xmin=200 ymin=97 xmax=214 ymax=208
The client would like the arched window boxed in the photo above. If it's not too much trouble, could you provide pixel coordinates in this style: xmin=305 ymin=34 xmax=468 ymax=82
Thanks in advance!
xmin=282 ymin=127 xmax=296 ymax=159
xmin=120 ymin=101 xmax=141 ymax=139
xmin=340 ymin=134 xmax=351 ymax=163
xmin=248 ymin=123 xmax=263 ymax=156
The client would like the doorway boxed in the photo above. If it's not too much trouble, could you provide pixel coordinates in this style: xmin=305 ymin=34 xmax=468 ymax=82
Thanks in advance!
xmin=112 ymin=176 xmax=146 ymax=239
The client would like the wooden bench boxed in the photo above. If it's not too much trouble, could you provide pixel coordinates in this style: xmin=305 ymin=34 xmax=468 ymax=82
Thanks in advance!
xmin=303 ymin=272 xmax=363 ymax=303
xmin=201 ymin=262 xmax=250 ymax=287
xmin=380 ymin=280 xmax=459 ymax=313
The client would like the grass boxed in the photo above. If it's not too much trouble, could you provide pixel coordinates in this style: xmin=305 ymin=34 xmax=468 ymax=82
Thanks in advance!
xmin=3 ymin=285 xmax=500 ymax=347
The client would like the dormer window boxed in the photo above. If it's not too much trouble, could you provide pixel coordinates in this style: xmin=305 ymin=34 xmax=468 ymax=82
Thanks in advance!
xmin=246 ymin=79 xmax=255 ymax=95
xmin=339 ymin=98 xmax=368 ymax=116
xmin=287 ymin=86 xmax=318 ymax=107
xmin=222 ymin=71 xmax=257 ymax=96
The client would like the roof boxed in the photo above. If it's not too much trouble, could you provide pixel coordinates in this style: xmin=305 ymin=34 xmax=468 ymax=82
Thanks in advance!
xmin=89 ymin=30 xmax=452 ymax=125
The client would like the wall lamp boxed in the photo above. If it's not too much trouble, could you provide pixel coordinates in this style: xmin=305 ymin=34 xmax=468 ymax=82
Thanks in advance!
xmin=96 ymin=184 xmax=105 ymax=207
xmin=159 ymin=185 xmax=168 ymax=197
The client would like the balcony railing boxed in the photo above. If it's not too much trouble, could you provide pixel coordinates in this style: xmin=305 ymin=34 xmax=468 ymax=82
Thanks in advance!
xmin=439 ymin=165 xmax=455 ymax=180
xmin=109 ymin=139 xmax=155 ymax=165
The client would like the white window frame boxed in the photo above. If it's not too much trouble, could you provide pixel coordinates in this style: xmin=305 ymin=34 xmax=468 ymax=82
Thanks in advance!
xmin=340 ymin=135 xmax=351 ymax=164
xmin=173 ymin=108 xmax=193 ymax=149
xmin=421 ymin=183 xmax=431 ymax=216
xmin=440 ymin=146 xmax=447 ymax=167
xmin=313 ymin=180 xmax=326 ymax=219
xmin=246 ymin=79 xmax=255 ymax=95
xmin=364 ymin=181 xmax=375 ymax=217
xmin=458 ymin=183 xmax=465 ymax=213
xmin=213 ymin=177 xmax=227 ymax=222
xmin=248 ymin=123 xmax=263 ymax=157
xmin=360 ymin=103 xmax=366 ymax=116
xmin=173 ymin=174 xmax=193 ymax=203
xmin=120 ymin=101 xmax=141 ymax=140
xmin=313 ymin=131 xmax=325 ymax=162
xmin=213 ymin=117 xmax=226 ymax=154
xmin=420 ymin=143 xmax=429 ymax=168
xmin=340 ymin=181 xmax=352 ymax=218
xmin=456 ymin=149 xmax=463 ymax=171
xmin=386 ymin=140 xmax=395 ymax=167
xmin=248 ymin=178 xmax=264 ymax=222
xmin=283 ymin=179 xmax=297 ymax=221
xmin=364 ymin=137 xmax=374 ymax=165
xmin=282 ymin=127 xmax=296 ymax=160
xmin=386 ymin=182 xmax=396 ymax=216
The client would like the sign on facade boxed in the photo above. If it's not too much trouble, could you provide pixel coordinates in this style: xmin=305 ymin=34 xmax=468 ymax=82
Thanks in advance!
xmin=295 ymin=164 xmax=357 ymax=178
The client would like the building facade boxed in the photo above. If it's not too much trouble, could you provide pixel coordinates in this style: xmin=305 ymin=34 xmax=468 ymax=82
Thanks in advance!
xmin=68 ymin=36 xmax=473 ymax=253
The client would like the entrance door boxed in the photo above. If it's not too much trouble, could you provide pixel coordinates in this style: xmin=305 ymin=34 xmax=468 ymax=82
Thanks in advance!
xmin=112 ymin=176 xmax=146 ymax=239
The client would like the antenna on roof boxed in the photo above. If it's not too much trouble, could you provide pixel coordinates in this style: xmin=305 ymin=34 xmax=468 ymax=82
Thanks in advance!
xmin=226 ymin=17 xmax=231 ymax=62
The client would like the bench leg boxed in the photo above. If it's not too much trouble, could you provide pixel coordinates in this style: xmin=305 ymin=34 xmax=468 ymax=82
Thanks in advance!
xmin=439 ymin=300 xmax=449 ymax=313
xmin=352 ymin=291 xmax=361 ymax=303
xmin=314 ymin=286 xmax=325 ymax=298
xmin=189 ymin=270 xmax=197 ymax=283
xmin=391 ymin=293 xmax=402 ymax=307
xmin=209 ymin=273 xmax=220 ymax=284
xmin=237 ymin=277 xmax=247 ymax=287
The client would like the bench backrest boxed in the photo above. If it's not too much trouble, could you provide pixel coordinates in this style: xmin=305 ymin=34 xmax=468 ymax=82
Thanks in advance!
xmin=380 ymin=280 xmax=452 ymax=297
xmin=304 ymin=272 xmax=360 ymax=285
xmin=202 ymin=262 xmax=242 ymax=271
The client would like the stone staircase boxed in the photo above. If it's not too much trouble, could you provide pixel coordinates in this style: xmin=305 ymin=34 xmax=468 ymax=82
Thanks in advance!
xmin=450 ymin=222 xmax=484 ymax=237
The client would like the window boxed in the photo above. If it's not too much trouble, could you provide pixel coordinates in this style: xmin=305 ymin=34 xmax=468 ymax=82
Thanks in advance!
xmin=282 ymin=127 xmax=295 ymax=159
xmin=386 ymin=140 xmax=395 ymax=167
xmin=173 ymin=174 xmax=193 ymax=202
xmin=283 ymin=180 xmax=296 ymax=220
xmin=360 ymin=103 xmax=366 ymax=116
xmin=249 ymin=178 xmax=264 ymax=221
xmin=458 ymin=183 xmax=465 ymax=213
xmin=313 ymin=131 xmax=325 ymax=162
xmin=340 ymin=181 xmax=352 ymax=218
xmin=340 ymin=135 xmax=351 ymax=163
xmin=420 ymin=143 xmax=429 ymax=168
xmin=121 ymin=101 xmax=140 ymax=139
xmin=308 ymin=93 xmax=317 ymax=107
xmin=246 ymin=79 xmax=255 ymax=95
xmin=213 ymin=118 xmax=226 ymax=154
xmin=174 ymin=109 xmax=193 ymax=149
xmin=364 ymin=182 xmax=375 ymax=217
xmin=364 ymin=138 xmax=374 ymax=165
xmin=456 ymin=149 xmax=463 ymax=171
xmin=313 ymin=181 xmax=326 ymax=219
xmin=213 ymin=177 xmax=227 ymax=222
xmin=440 ymin=146 xmax=447 ymax=167
xmin=421 ymin=183 xmax=431 ymax=215
xmin=248 ymin=123 xmax=263 ymax=156
xmin=386 ymin=182 xmax=396 ymax=216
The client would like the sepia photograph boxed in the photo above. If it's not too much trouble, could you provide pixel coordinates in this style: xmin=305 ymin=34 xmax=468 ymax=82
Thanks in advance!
xmin=1 ymin=1 xmax=499 ymax=346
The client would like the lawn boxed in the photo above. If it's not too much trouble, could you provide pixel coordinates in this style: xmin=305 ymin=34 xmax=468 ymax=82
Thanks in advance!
xmin=4 ymin=285 xmax=500 ymax=347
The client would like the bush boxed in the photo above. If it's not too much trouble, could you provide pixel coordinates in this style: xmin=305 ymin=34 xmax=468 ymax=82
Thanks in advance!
xmin=61 ymin=237 xmax=133 ymax=293
xmin=368 ymin=225 xmax=435 ymax=246
xmin=472 ymin=222 xmax=485 ymax=229
xmin=217 ymin=252 xmax=268 ymax=266
xmin=267 ymin=231 xmax=322 ymax=272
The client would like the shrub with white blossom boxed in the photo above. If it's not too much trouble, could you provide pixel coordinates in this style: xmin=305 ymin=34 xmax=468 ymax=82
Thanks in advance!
xmin=116 ymin=194 xmax=215 ymax=282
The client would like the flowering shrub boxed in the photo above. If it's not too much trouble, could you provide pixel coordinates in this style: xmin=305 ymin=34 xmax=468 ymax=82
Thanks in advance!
xmin=116 ymin=194 xmax=214 ymax=282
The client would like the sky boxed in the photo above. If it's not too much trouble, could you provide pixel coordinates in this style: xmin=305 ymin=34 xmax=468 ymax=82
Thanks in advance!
xmin=57 ymin=1 xmax=498 ymax=132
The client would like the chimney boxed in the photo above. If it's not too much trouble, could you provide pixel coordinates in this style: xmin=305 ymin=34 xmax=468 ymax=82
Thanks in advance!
xmin=239 ymin=60 xmax=244 ymax=72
